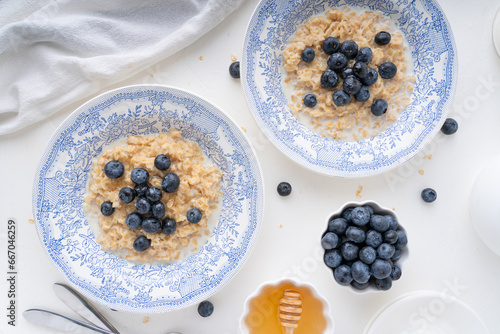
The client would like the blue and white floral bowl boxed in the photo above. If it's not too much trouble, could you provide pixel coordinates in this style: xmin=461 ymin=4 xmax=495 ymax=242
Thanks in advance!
xmin=242 ymin=0 xmax=457 ymax=177
xmin=32 ymin=85 xmax=264 ymax=313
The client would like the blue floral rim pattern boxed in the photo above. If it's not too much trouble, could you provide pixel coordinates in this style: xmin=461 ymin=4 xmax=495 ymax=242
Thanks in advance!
xmin=32 ymin=85 xmax=264 ymax=313
xmin=242 ymin=0 xmax=457 ymax=177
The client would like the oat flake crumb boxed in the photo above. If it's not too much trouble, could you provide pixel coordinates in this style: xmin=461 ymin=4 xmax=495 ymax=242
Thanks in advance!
xmin=241 ymin=126 xmax=247 ymax=132
xmin=199 ymin=56 xmax=203 ymax=60
xmin=419 ymin=169 xmax=424 ymax=175
xmin=356 ymin=186 xmax=363 ymax=199
xmin=142 ymin=317 xmax=149 ymax=324
xmin=231 ymin=53 xmax=237 ymax=61
xmin=28 ymin=218 xmax=35 ymax=224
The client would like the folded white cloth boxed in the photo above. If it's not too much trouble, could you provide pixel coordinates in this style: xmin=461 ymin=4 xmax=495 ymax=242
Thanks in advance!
xmin=0 ymin=0 xmax=244 ymax=135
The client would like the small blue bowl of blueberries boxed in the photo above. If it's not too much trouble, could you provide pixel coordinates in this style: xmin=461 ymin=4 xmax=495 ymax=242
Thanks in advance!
xmin=321 ymin=201 xmax=408 ymax=293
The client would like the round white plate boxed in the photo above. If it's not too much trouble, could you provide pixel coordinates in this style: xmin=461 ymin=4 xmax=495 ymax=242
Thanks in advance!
xmin=364 ymin=291 xmax=489 ymax=334
xmin=242 ymin=0 xmax=457 ymax=177
xmin=32 ymin=85 xmax=264 ymax=313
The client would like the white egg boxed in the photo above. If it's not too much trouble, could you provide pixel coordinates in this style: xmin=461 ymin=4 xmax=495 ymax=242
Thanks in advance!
xmin=469 ymin=155 xmax=500 ymax=256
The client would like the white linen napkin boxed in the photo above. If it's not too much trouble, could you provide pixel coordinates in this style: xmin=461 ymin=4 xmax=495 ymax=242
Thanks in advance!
xmin=0 ymin=0 xmax=245 ymax=135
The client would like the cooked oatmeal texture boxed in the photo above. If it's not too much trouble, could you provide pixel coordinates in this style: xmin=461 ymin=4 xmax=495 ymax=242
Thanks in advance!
xmin=283 ymin=8 xmax=415 ymax=141
xmin=84 ymin=131 xmax=222 ymax=262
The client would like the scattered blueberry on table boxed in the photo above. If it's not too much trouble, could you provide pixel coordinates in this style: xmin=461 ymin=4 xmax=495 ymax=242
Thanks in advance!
xmin=421 ymin=188 xmax=437 ymax=203
xmin=198 ymin=300 xmax=214 ymax=317
xmin=277 ymin=182 xmax=292 ymax=196
xmin=441 ymin=118 xmax=458 ymax=135
xmin=229 ymin=61 xmax=240 ymax=78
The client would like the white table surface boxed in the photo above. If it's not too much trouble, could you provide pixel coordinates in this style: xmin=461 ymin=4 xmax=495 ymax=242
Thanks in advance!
xmin=1 ymin=0 xmax=500 ymax=333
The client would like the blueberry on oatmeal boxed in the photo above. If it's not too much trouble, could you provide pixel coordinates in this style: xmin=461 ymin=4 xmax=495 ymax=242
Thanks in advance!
xmin=322 ymin=37 xmax=341 ymax=54
xmin=356 ymin=46 xmax=373 ymax=64
xmin=361 ymin=68 xmax=379 ymax=86
xmin=371 ymin=99 xmax=388 ymax=116
xmin=134 ymin=183 xmax=148 ymax=197
xmin=340 ymin=67 xmax=354 ymax=80
xmin=154 ymin=154 xmax=171 ymax=170
xmin=104 ymin=160 xmax=124 ymax=179
xmin=133 ymin=235 xmax=151 ymax=252
xmin=100 ymin=201 xmax=114 ymax=216
xmin=187 ymin=208 xmax=202 ymax=224
xmin=229 ymin=61 xmax=240 ymax=78
xmin=354 ymin=85 xmax=370 ymax=102
xmin=135 ymin=197 xmax=152 ymax=215
xmin=126 ymin=212 xmax=143 ymax=229
xmin=162 ymin=172 xmax=180 ymax=193
xmin=119 ymin=187 xmax=136 ymax=204
xmin=378 ymin=61 xmax=398 ymax=79
xmin=320 ymin=69 xmax=339 ymax=89
xmin=339 ymin=40 xmax=358 ymax=59
xmin=303 ymin=93 xmax=317 ymax=107
xmin=145 ymin=186 xmax=162 ymax=203
xmin=353 ymin=61 xmax=368 ymax=79
xmin=343 ymin=75 xmax=362 ymax=95
xmin=327 ymin=53 xmax=348 ymax=72
xmin=161 ymin=218 xmax=177 ymax=235
xmin=375 ymin=31 xmax=391 ymax=45
xmin=151 ymin=201 xmax=166 ymax=220
xmin=301 ymin=47 xmax=315 ymax=63
xmin=277 ymin=182 xmax=292 ymax=196
xmin=142 ymin=217 xmax=162 ymax=234
xmin=333 ymin=90 xmax=351 ymax=106
xmin=130 ymin=168 xmax=149 ymax=185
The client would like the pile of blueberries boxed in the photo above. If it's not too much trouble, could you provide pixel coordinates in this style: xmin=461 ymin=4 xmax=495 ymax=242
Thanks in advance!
xmin=99 ymin=154 xmax=203 ymax=253
xmin=301 ymin=31 xmax=397 ymax=117
xmin=321 ymin=204 xmax=408 ymax=291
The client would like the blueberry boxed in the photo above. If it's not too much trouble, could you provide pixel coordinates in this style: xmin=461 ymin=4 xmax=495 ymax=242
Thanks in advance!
xmin=390 ymin=265 xmax=402 ymax=280
xmin=324 ymin=249 xmax=343 ymax=268
xmin=145 ymin=186 xmax=162 ymax=203
xmin=151 ymin=201 xmax=166 ymax=219
xmin=130 ymin=168 xmax=149 ymax=185
xmin=327 ymin=53 xmax=348 ymax=72
xmin=365 ymin=230 xmax=383 ymax=248
xmin=356 ymin=47 xmax=373 ymax=63
xmin=187 ymin=208 xmax=202 ymax=224
xmin=340 ymin=68 xmax=354 ymax=80
xmin=351 ymin=261 xmax=371 ymax=284
xmin=162 ymin=173 xmax=180 ymax=193
xmin=362 ymin=205 xmax=374 ymax=216
xmin=371 ymin=259 xmax=392 ymax=279
xmin=161 ymin=218 xmax=177 ymax=235
xmin=100 ymin=201 xmax=114 ymax=216
xmin=229 ymin=61 xmax=240 ymax=78
xmin=370 ymin=215 xmax=390 ymax=232
xmin=375 ymin=31 xmax=392 ymax=45
xmin=277 ymin=182 xmax=292 ymax=196
xmin=333 ymin=90 xmax=351 ymax=106
xmin=353 ymin=62 xmax=368 ymax=79
xmin=421 ymin=188 xmax=437 ymax=203
xmin=134 ymin=183 xmax=148 ymax=197
xmin=320 ymin=69 xmax=339 ymax=89
xmin=386 ymin=215 xmax=398 ymax=230
xmin=351 ymin=280 xmax=370 ymax=290
xmin=339 ymin=40 xmax=358 ymax=59
xmin=333 ymin=264 xmax=353 ymax=285
xmin=359 ymin=246 xmax=377 ymax=265
xmin=322 ymin=37 xmax=341 ymax=54
xmin=321 ymin=232 xmax=340 ymax=250
xmin=133 ymin=235 xmax=151 ymax=252
xmin=345 ymin=226 xmax=366 ymax=243
xmin=361 ymin=68 xmax=378 ymax=86
xmin=301 ymin=47 xmax=315 ymax=63
xmin=126 ymin=212 xmax=143 ymax=229
xmin=371 ymin=99 xmax=388 ymax=116
xmin=198 ymin=300 xmax=214 ymax=317
xmin=303 ymin=93 xmax=317 ymax=107
xmin=340 ymin=242 xmax=359 ymax=261
xmin=441 ymin=118 xmax=458 ymax=135
xmin=135 ymin=197 xmax=151 ymax=215
xmin=343 ymin=75 xmax=362 ymax=95
xmin=391 ymin=247 xmax=402 ymax=261
xmin=341 ymin=207 xmax=354 ymax=222
xmin=119 ymin=187 xmax=136 ymax=204
xmin=374 ymin=277 xmax=392 ymax=291
xmin=395 ymin=230 xmax=408 ymax=249
xmin=378 ymin=62 xmax=398 ymax=79
xmin=354 ymin=85 xmax=370 ymax=102
xmin=142 ymin=217 xmax=161 ymax=233
xmin=377 ymin=243 xmax=396 ymax=260
xmin=327 ymin=217 xmax=348 ymax=235
xmin=384 ymin=230 xmax=399 ymax=244
xmin=104 ymin=160 xmax=124 ymax=179
xmin=350 ymin=207 xmax=370 ymax=226
xmin=154 ymin=154 xmax=171 ymax=170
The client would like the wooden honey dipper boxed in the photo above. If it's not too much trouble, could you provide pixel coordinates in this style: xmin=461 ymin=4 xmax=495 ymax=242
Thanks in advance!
xmin=279 ymin=289 xmax=303 ymax=333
